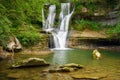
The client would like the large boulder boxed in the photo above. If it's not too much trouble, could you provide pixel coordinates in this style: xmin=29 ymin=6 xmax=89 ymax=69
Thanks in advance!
xmin=11 ymin=57 xmax=50 ymax=68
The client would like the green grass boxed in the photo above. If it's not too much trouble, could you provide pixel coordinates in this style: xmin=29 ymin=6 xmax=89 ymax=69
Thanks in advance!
xmin=74 ymin=19 xmax=100 ymax=30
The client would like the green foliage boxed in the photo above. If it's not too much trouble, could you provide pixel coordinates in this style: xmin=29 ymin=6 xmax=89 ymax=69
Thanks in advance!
xmin=107 ymin=23 xmax=120 ymax=38
xmin=9 ymin=24 xmax=43 ymax=47
xmin=108 ymin=23 xmax=120 ymax=33
xmin=0 ymin=0 xmax=59 ymax=47
xmin=71 ymin=0 xmax=119 ymax=19
xmin=70 ymin=0 xmax=98 ymax=3
xmin=74 ymin=19 xmax=100 ymax=30
xmin=0 ymin=0 xmax=59 ymax=26
xmin=0 ymin=16 xmax=12 ymax=47
xmin=17 ymin=31 xmax=42 ymax=47
xmin=0 ymin=0 xmax=119 ymax=47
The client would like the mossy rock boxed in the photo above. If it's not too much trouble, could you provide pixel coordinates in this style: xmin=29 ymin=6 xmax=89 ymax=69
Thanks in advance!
xmin=60 ymin=63 xmax=84 ymax=69
xmin=44 ymin=63 xmax=84 ymax=73
xmin=10 ymin=57 xmax=50 ymax=68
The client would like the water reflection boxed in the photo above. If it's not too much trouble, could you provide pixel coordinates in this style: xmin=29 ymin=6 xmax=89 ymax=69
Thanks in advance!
xmin=45 ymin=49 xmax=120 ymax=67
xmin=46 ymin=49 xmax=94 ymax=65
xmin=52 ymin=50 xmax=67 ymax=65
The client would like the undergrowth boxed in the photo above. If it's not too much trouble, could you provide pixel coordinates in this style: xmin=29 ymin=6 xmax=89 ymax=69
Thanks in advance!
xmin=74 ymin=19 xmax=100 ymax=30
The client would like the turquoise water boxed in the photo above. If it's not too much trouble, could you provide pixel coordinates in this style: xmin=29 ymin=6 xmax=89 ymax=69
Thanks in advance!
xmin=0 ymin=49 xmax=120 ymax=80
xmin=44 ymin=49 xmax=120 ymax=66
xmin=44 ymin=49 xmax=120 ymax=79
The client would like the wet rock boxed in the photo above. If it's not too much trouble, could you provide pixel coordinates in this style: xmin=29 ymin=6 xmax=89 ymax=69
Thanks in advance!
xmin=11 ymin=57 xmax=50 ymax=68
xmin=92 ymin=49 xmax=101 ymax=60
xmin=48 ymin=69 xmax=59 ymax=73
xmin=60 ymin=63 xmax=83 ymax=69
xmin=44 ymin=63 xmax=84 ymax=73
xmin=47 ymin=67 xmax=75 ymax=72
xmin=59 ymin=67 xmax=76 ymax=72
xmin=59 ymin=63 xmax=83 ymax=72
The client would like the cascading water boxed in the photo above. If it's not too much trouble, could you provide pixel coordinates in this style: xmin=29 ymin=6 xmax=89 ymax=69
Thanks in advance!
xmin=42 ymin=5 xmax=56 ymax=31
xmin=42 ymin=3 xmax=73 ymax=49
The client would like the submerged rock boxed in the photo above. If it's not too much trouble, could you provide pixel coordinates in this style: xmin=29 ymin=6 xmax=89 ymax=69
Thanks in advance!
xmin=58 ymin=67 xmax=76 ymax=72
xmin=44 ymin=63 xmax=84 ymax=73
xmin=11 ymin=57 xmax=50 ymax=68
xmin=71 ymin=72 xmax=107 ymax=80
xmin=59 ymin=63 xmax=83 ymax=72
xmin=60 ymin=63 xmax=83 ymax=69
xmin=72 ymin=76 xmax=99 ymax=80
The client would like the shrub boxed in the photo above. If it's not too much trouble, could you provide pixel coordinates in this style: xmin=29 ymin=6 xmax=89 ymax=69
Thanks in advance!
xmin=74 ymin=19 xmax=100 ymax=30
xmin=17 ymin=31 xmax=42 ymax=47
xmin=110 ymin=23 xmax=120 ymax=33
xmin=108 ymin=23 xmax=120 ymax=38
xmin=0 ymin=16 xmax=12 ymax=48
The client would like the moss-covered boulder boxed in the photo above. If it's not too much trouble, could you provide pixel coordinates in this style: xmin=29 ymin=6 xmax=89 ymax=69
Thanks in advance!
xmin=11 ymin=57 xmax=50 ymax=68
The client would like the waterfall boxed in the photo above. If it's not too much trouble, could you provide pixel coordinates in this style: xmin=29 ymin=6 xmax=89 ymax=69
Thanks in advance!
xmin=42 ymin=5 xmax=56 ymax=32
xmin=42 ymin=3 xmax=73 ymax=49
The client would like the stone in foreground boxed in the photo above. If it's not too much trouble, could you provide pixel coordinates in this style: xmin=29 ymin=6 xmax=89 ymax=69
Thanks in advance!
xmin=11 ymin=57 xmax=50 ymax=68
xmin=60 ymin=63 xmax=83 ymax=69
xmin=43 ymin=63 xmax=84 ymax=73
xmin=59 ymin=63 xmax=84 ymax=72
